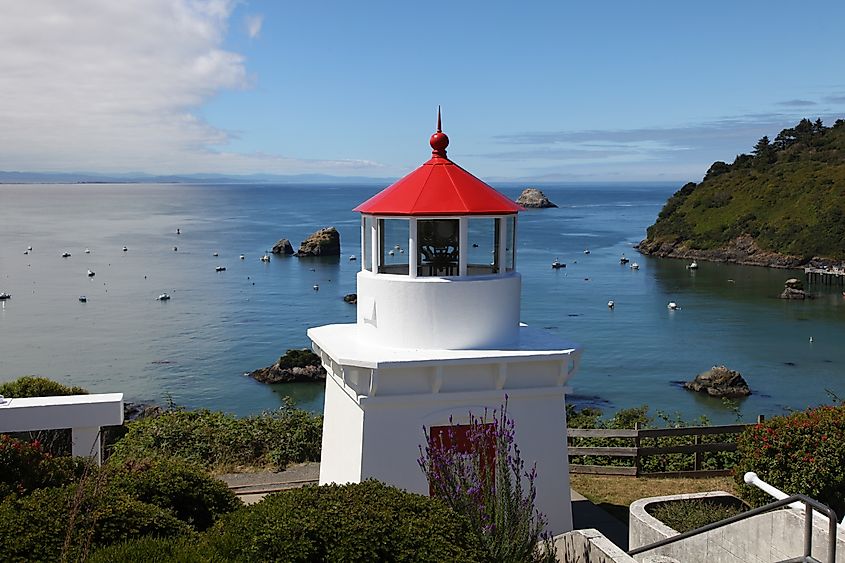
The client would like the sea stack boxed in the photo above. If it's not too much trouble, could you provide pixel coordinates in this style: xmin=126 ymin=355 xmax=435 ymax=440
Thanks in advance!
xmin=779 ymin=278 xmax=811 ymax=300
xmin=684 ymin=365 xmax=751 ymax=398
xmin=296 ymin=227 xmax=341 ymax=257
xmin=516 ymin=187 xmax=557 ymax=208
xmin=271 ymin=238 xmax=294 ymax=255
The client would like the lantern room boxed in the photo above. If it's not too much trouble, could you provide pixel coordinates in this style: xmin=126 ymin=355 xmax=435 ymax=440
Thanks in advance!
xmin=352 ymin=113 xmax=525 ymax=350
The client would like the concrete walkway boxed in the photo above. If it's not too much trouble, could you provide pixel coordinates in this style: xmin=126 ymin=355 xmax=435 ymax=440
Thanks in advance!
xmin=218 ymin=464 xmax=628 ymax=550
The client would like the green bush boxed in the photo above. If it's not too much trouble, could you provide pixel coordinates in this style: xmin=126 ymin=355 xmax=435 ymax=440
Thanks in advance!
xmin=734 ymin=405 xmax=845 ymax=515
xmin=207 ymin=481 xmax=484 ymax=562
xmin=0 ymin=435 xmax=84 ymax=499
xmin=88 ymin=536 xmax=223 ymax=563
xmin=647 ymin=498 xmax=746 ymax=533
xmin=108 ymin=457 xmax=241 ymax=530
xmin=276 ymin=348 xmax=321 ymax=369
xmin=0 ymin=375 xmax=87 ymax=397
xmin=108 ymin=402 xmax=322 ymax=472
xmin=0 ymin=484 xmax=192 ymax=562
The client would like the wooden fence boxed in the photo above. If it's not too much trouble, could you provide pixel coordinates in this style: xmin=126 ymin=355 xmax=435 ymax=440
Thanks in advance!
xmin=567 ymin=417 xmax=763 ymax=478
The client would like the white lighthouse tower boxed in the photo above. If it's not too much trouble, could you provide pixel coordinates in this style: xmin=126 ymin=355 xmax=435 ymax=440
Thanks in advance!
xmin=307 ymin=113 xmax=582 ymax=533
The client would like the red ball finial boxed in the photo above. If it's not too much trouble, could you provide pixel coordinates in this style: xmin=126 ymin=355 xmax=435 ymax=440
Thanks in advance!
xmin=430 ymin=106 xmax=448 ymax=156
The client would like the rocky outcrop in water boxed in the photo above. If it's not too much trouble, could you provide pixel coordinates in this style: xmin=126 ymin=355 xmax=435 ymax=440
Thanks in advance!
xmin=779 ymin=278 xmax=812 ymax=299
xmin=343 ymin=293 xmax=357 ymax=304
xmin=516 ymin=188 xmax=557 ymax=208
xmin=272 ymin=239 xmax=294 ymax=255
xmin=248 ymin=349 xmax=326 ymax=384
xmin=296 ymin=227 xmax=341 ymax=257
xmin=684 ymin=365 xmax=751 ymax=398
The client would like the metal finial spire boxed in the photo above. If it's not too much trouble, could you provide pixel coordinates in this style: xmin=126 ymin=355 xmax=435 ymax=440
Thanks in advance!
xmin=437 ymin=105 xmax=442 ymax=133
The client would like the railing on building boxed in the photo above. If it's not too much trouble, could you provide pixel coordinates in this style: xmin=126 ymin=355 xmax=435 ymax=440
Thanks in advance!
xmin=567 ymin=417 xmax=764 ymax=477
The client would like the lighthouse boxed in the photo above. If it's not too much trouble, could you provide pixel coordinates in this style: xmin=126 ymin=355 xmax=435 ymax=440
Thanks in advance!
xmin=307 ymin=112 xmax=582 ymax=533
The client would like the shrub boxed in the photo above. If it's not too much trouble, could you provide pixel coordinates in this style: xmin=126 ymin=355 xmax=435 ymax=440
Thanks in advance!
xmin=0 ymin=484 xmax=192 ymax=562
xmin=276 ymin=348 xmax=321 ymax=369
xmin=734 ymin=405 xmax=845 ymax=516
xmin=108 ymin=402 xmax=322 ymax=471
xmin=647 ymin=498 xmax=746 ymax=533
xmin=0 ymin=435 xmax=84 ymax=499
xmin=88 ymin=536 xmax=223 ymax=563
xmin=207 ymin=481 xmax=483 ymax=562
xmin=108 ymin=457 xmax=241 ymax=530
xmin=0 ymin=376 xmax=87 ymax=397
xmin=419 ymin=401 xmax=555 ymax=563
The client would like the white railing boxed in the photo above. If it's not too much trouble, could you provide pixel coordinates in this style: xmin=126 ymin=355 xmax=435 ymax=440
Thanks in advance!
xmin=744 ymin=471 xmax=845 ymax=530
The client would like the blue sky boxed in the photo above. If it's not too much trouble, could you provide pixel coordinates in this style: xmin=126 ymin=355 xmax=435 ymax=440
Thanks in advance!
xmin=2 ymin=1 xmax=844 ymax=181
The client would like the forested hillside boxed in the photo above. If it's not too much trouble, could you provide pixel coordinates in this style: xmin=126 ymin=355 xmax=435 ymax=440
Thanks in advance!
xmin=639 ymin=118 xmax=845 ymax=265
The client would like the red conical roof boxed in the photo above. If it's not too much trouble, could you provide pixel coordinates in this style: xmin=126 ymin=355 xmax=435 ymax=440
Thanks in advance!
xmin=354 ymin=112 xmax=522 ymax=216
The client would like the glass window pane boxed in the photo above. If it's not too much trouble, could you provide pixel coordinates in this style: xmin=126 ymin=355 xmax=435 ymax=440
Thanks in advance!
xmin=417 ymin=219 xmax=459 ymax=277
xmin=505 ymin=216 xmax=516 ymax=272
xmin=467 ymin=218 xmax=498 ymax=275
xmin=378 ymin=219 xmax=409 ymax=275
xmin=362 ymin=216 xmax=372 ymax=271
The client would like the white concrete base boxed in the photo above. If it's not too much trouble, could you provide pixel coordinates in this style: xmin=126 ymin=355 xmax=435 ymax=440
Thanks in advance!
xmin=0 ymin=393 xmax=123 ymax=464
xmin=310 ymin=324 xmax=581 ymax=535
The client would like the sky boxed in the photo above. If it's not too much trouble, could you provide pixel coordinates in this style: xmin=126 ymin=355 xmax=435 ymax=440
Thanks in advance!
xmin=2 ymin=0 xmax=845 ymax=182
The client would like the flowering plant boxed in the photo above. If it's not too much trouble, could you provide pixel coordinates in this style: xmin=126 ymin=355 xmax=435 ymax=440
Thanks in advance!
xmin=418 ymin=399 xmax=555 ymax=562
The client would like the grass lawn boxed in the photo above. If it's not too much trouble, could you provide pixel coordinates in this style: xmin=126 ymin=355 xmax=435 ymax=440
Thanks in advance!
xmin=570 ymin=474 xmax=738 ymax=524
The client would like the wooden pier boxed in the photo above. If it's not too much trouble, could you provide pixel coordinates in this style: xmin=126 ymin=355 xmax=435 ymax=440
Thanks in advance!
xmin=804 ymin=267 xmax=845 ymax=287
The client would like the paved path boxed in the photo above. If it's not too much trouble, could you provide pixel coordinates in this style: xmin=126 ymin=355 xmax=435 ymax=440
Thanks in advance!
xmin=217 ymin=463 xmax=629 ymax=549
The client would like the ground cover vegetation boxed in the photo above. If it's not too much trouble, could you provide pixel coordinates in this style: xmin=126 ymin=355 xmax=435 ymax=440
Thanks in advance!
xmin=646 ymin=497 xmax=746 ymax=533
xmin=566 ymin=404 xmax=740 ymax=473
xmin=644 ymin=118 xmax=845 ymax=259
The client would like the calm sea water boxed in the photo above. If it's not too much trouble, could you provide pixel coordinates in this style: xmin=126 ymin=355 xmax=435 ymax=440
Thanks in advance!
xmin=1 ymin=183 xmax=844 ymax=424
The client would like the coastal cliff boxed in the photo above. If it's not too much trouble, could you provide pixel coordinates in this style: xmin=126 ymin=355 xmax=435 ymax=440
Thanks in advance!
xmin=639 ymin=118 xmax=845 ymax=267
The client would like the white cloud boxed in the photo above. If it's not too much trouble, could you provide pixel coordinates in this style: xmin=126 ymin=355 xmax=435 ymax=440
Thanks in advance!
xmin=0 ymin=1 xmax=376 ymax=175
xmin=245 ymin=14 xmax=263 ymax=39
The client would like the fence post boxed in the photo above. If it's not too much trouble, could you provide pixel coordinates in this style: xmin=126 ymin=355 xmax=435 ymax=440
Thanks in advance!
xmin=694 ymin=432 xmax=701 ymax=471
xmin=634 ymin=422 xmax=642 ymax=477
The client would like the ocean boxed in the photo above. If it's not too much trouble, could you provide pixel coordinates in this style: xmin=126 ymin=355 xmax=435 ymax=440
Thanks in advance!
xmin=1 ymin=182 xmax=844 ymax=424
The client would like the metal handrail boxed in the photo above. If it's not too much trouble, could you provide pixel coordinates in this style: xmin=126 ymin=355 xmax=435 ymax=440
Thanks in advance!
xmin=628 ymin=494 xmax=837 ymax=563
xmin=746 ymin=471 xmax=845 ymax=530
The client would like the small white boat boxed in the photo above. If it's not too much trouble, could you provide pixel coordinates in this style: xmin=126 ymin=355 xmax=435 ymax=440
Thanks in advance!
xmin=62 ymin=251 xmax=71 ymax=258
xmin=239 ymin=255 xmax=245 ymax=260
xmin=668 ymin=301 xmax=678 ymax=310
xmin=216 ymin=266 xmax=226 ymax=272
xmin=608 ymin=300 xmax=615 ymax=309
xmin=260 ymin=255 xmax=270 ymax=262
xmin=87 ymin=270 xmax=95 ymax=277
xmin=630 ymin=262 xmax=639 ymax=270
xmin=157 ymin=293 xmax=171 ymax=301
xmin=584 ymin=249 xmax=591 ymax=255
xmin=213 ymin=252 xmax=219 ymax=257
xmin=349 ymin=255 xmax=357 ymax=261
xmin=84 ymin=248 xmax=90 ymax=254
xmin=27 ymin=246 xmax=32 ymax=251
xmin=23 ymin=251 xmax=28 ymax=255
xmin=0 ymin=292 xmax=11 ymax=300
xmin=620 ymin=255 xmax=629 ymax=264
xmin=78 ymin=295 xmax=87 ymax=303
xmin=394 ymin=244 xmax=401 ymax=250
xmin=687 ymin=261 xmax=699 ymax=270
xmin=388 ymin=250 xmax=395 ymax=256
xmin=551 ymin=259 xmax=565 ymax=269
xmin=313 ymin=284 xmax=319 ymax=291
xmin=122 ymin=246 xmax=128 ymax=252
